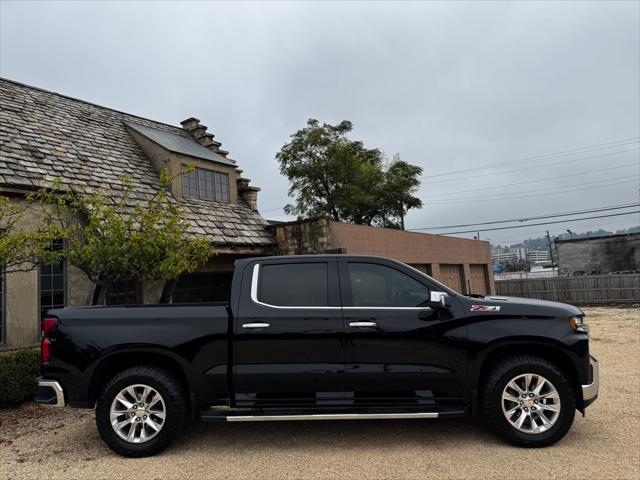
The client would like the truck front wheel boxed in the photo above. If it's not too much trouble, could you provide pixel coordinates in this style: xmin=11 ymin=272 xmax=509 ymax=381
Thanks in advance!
xmin=481 ymin=355 xmax=576 ymax=447
xmin=95 ymin=366 xmax=186 ymax=457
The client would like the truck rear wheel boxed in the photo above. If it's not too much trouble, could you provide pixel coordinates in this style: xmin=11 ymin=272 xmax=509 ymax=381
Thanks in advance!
xmin=481 ymin=355 xmax=575 ymax=447
xmin=95 ymin=366 xmax=186 ymax=457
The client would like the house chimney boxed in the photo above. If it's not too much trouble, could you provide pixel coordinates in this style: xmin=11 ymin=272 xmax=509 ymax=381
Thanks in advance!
xmin=192 ymin=124 xmax=208 ymax=140
xmin=181 ymin=117 xmax=231 ymax=159
xmin=237 ymin=176 xmax=260 ymax=211
xmin=198 ymin=133 xmax=216 ymax=148
xmin=180 ymin=117 xmax=200 ymax=132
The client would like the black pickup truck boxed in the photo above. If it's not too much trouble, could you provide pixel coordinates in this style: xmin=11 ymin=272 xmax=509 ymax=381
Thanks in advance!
xmin=36 ymin=255 xmax=598 ymax=457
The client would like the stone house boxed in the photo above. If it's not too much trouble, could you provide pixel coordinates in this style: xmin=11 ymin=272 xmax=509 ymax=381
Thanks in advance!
xmin=0 ymin=78 xmax=273 ymax=350
xmin=0 ymin=78 xmax=495 ymax=352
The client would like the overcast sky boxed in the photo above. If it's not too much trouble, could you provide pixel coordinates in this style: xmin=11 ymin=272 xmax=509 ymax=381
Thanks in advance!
xmin=1 ymin=0 xmax=639 ymax=245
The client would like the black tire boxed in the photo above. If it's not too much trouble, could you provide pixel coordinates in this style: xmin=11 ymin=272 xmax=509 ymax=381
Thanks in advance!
xmin=95 ymin=366 xmax=186 ymax=457
xmin=481 ymin=355 xmax=575 ymax=447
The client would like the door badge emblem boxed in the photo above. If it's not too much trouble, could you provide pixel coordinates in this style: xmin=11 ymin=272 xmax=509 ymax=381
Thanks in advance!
xmin=471 ymin=305 xmax=501 ymax=312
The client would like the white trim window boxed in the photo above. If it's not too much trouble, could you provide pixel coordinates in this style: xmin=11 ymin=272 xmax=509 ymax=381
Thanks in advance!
xmin=39 ymin=239 xmax=66 ymax=317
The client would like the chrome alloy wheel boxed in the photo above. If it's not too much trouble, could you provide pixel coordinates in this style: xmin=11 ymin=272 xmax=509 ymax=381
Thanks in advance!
xmin=501 ymin=373 xmax=561 ymax=434
xmin=110 ymin=384 xmax=166 ymax=443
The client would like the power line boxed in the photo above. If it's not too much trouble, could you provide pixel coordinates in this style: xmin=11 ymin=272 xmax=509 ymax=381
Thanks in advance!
xmin=423 ymin=178 xmax=638 ymax=205
xmin=421 ymin=137 xmax=639 ymax=180
xmin=420 ymin=147 xmax=639 ymax=185
xmin=425 ymin=175 xmax=636 ymax=203
xmin=261 ymin=167 xmax=636 ymax=213
xmin=438 ymin=211 xmax=640 ymax=236
xmin=408 ymin=203 xmax=640 ymax=231
xmin=423 ymin=162 xmax=638 ymax=198
xmin=444 ymin=216 xmax=640 ymax=243
xmin=483 ymin=215 xmax=640 ymax=244
xmin=260 ymin=146 xmax=639 ymax=214
xmin=256 ymin=145 xmax=640 ymax=212
xmin=493 ymin=219 xmax=639 ymax=245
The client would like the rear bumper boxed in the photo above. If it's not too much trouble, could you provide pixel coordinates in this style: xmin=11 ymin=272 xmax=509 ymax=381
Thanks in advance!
xmin=35 ymin=378 xmax=65 ymax=407
xmin=582 ymin=356 xmax=599 ymax=408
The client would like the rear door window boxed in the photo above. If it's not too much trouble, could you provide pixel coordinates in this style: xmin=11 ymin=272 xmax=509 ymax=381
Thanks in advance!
xmin=259 ymin=263 xmax=329 ymax=307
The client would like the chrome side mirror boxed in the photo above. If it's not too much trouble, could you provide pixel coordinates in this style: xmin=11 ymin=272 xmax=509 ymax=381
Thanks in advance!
xmin=430 ymin=291 xmax=449 ymax=307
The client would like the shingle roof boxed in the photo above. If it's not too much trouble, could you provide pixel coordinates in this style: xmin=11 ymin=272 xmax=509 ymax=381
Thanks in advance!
xmin=124 ymin=122 xmax=236 ymax=167
xmin=0 ymin=78 xmax=274 ymax=247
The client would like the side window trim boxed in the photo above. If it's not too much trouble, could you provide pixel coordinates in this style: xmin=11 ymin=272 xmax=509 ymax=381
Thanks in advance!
xmin=343 ymin=306 xmax=432 ymax=310
xmin=250 ymin=263 xmax=341 ymax=310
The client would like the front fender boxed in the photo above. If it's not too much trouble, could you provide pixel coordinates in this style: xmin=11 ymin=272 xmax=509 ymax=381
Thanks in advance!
xmin=463 ymin=317 xmax=590 ymax=412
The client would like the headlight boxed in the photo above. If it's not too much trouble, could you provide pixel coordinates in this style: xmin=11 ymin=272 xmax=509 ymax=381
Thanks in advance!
xmin=570 ymin=316 xmax=589 ymax=333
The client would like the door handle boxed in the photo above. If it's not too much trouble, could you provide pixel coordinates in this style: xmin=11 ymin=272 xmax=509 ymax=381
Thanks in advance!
xmin=349 ymin=321 xmax=378 ymax=328
xmin=242 ymin=322 xmax=270 ymax=329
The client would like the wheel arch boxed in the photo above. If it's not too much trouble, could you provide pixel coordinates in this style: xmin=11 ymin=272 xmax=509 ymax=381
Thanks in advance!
xmin=88 ymin=348 xmax=192 ymax=410
xmin=471 ymin=339 xmax=584 ymax=414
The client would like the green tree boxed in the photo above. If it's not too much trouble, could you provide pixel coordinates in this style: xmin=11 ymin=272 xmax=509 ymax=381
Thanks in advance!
xmin=0 ymin=194 xmax=60 ymax=271
xmin=31 ymin=171 xmax=212 ymax=304
xmin=378 ymin=155 xmax=423 ymax=230
xmin=276 ymin=119 xmax=423 ymax=229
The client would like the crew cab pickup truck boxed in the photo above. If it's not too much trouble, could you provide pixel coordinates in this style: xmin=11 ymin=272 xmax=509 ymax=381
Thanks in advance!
xmin=36 ymin=255 xmax=598 ymax=457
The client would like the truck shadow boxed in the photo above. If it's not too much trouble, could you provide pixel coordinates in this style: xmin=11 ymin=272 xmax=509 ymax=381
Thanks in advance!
xmin=172 ymin=417 xmax=503 ymax=453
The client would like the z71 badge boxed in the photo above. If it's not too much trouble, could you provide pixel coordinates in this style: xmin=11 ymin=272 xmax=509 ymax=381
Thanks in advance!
xmin=471 ymin=305 xmax=501 ymax=312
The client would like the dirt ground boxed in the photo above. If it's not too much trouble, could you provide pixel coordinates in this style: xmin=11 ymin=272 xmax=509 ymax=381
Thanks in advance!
xmin=1 ymin=307 xmax=639 ymax=480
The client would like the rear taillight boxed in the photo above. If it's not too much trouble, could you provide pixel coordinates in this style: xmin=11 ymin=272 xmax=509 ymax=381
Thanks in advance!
xmin=41 ymin=337 xmax=51 ymax=364
xmin=42 ymin=317 xmax=58 ymax=336
xmin=41 ymin=316 xmax=58 ymax=364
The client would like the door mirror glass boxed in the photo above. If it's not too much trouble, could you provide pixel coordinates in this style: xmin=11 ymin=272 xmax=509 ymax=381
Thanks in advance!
xmin=430 ymin=291 xmax=449 ymax=307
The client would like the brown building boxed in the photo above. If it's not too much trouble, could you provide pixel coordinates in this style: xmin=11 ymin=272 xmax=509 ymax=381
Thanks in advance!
xmin=272 ymin=218 xmax=495 ymax=295
xmin=0 ymin=77 xmax=494 ymax=351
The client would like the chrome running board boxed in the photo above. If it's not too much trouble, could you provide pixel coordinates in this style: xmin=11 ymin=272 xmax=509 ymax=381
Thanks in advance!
xmin=224 ymin=412 xmax=438 ymax=422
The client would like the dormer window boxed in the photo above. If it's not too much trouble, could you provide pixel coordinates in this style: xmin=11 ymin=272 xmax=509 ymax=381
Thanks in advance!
xmin=182 ymin=165 xmax=230 ymax=202
xmin=125 ymin=121 xmax=252 ymax=207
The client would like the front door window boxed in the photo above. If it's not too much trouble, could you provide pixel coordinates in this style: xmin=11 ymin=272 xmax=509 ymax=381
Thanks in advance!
xmin=347 ymin=262 xmax=430 ymax=307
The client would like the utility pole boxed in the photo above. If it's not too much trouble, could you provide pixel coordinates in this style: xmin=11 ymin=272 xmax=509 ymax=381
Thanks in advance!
xmin=546 ymin=230 xmax=556 ymax=267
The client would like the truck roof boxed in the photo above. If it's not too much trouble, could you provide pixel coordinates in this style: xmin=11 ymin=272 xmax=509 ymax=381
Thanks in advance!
xmin=236 ymin=254 xmax=395 ymax=264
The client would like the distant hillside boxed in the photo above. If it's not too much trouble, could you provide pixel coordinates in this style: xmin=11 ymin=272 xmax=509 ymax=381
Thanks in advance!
xmin=496 ymin=226 xmax=640 ymax=250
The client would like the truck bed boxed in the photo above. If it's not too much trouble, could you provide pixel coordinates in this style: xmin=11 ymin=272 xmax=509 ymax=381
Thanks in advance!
xmin=45 ymin=303 xmax=232 ymax=408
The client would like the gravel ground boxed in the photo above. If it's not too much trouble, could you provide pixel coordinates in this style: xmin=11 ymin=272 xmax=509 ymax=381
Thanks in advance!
xmin=1 ymin=307 xmax=639 ymax=480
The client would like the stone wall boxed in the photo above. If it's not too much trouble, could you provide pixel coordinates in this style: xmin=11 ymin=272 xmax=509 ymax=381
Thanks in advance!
xmin=556 ymin=233 xmax=640 ymax=276
xmin=272 ymin=218 xmax=334 ymax=255
xmin=2 ymin=197 xmax=42 ymax=350
xmin=4 ymin=269 xmax=39 ymax=351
